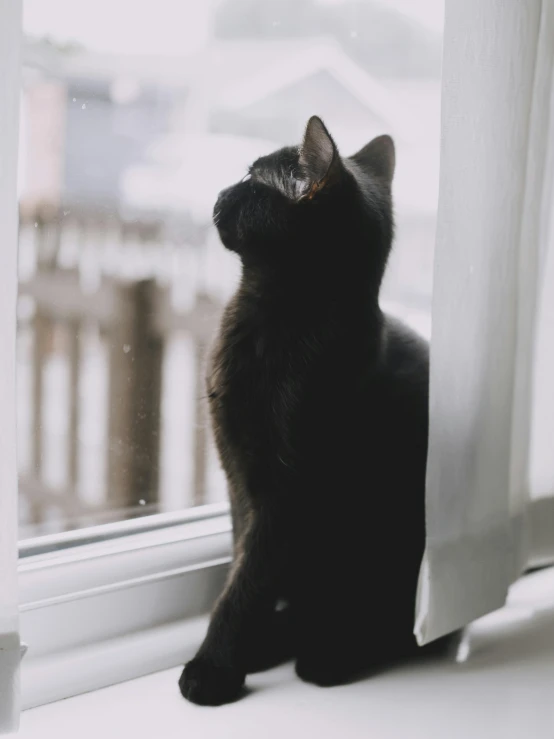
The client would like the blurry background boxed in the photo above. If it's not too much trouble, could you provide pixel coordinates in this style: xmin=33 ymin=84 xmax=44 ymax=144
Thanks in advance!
xmin=17 ymin=0 xmax=444 ymax=538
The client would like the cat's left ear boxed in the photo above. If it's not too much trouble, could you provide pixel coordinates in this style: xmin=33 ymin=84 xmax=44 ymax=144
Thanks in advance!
xmin=298 ymin=116 xmax=342 ymax=199
xmin=351 ymin=134 xmax=395 ymax=186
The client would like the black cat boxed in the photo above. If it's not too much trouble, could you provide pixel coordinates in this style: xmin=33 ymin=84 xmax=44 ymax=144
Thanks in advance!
xmin=179 ymin=116 xmax=441 ymax=706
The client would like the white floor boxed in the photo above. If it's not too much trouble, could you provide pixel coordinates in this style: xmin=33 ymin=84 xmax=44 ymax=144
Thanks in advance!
xmin=18 ymin=568 xmax=554 ymax=739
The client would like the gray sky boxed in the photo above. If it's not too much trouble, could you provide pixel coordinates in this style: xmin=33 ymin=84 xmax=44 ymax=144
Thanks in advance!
xmin=373 ymin=0 xmax=444 ymax=32
xmin=24 ymin=0 xmax=443 ymax=55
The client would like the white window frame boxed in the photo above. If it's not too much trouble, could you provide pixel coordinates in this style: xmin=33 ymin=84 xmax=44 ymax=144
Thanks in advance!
xmin=1 ymin=0 xmax=23 ymax=731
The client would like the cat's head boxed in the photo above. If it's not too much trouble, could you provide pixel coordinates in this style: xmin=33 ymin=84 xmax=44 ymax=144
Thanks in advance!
xmin=213 ymin=116 xmax=395 ymax=287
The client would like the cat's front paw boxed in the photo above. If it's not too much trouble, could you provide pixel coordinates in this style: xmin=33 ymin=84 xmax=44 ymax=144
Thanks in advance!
xmin=179 ymin=657 xmax=245 ymax=706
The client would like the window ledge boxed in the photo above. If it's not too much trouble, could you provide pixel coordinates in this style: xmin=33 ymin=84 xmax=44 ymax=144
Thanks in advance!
xmin=21 ymin=616 xmax=209 ymax=711
xmin=18 ymin=567 xmax=554 ymax=739
xmin=19 ymin=508 xmax=232 ymax=709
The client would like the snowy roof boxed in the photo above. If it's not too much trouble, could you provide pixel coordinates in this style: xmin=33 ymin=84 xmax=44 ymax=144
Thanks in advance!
xmin=217 ymin=39 xmax=413 ymax=142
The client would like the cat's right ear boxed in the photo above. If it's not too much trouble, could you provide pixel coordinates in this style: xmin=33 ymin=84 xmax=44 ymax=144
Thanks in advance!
xmin=298 ymin=116 xmax=341 ymax=199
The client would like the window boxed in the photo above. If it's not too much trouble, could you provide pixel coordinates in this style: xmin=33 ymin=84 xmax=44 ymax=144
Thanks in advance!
xmin=18 ymin=0 xmax=444 ymax=542
xmin=13 ymin=0 xmax=446 ymax=711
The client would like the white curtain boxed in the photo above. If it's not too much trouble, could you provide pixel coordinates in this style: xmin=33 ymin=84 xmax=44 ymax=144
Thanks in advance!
xmin=416 ymin=0 xmax=554 ymax=645
xmin=0 ymin=0 xmax=22 ymax=732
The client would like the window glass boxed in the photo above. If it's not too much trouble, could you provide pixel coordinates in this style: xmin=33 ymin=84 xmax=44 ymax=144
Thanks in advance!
xmin=19 ymin=0 xmax=444 ymax=538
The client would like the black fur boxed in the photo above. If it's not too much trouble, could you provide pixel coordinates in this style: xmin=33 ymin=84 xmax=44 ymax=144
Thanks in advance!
xmin=179 ymin=117 xmax=443 ymax=706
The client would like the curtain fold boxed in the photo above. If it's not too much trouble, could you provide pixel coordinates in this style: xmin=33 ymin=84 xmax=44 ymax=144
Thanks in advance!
xmin=416 ymin=0 xmax=554 ymax=645
xmin=0 ymin=0 xmax=22 ymax=732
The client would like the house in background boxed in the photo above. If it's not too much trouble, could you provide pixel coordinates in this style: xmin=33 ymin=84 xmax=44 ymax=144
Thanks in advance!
xmin=19 ymin=39 xmax=188 ymax=213
xmin=20 ymin=31 xmax=440 ymax=220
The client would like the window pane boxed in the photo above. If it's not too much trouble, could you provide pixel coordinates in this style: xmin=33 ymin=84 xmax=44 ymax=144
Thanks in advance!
xmin=18 ymin=0 xmax=444 ymax=539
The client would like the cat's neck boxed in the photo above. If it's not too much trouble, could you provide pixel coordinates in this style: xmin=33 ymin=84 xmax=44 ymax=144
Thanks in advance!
xmin=237 ymin=263 xmax=382 ymax=326
xmin=240 ymin=259 xmax=378 ymax=296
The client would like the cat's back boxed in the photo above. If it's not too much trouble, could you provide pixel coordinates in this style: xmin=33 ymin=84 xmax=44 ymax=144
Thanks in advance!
xmin=367 ymin=313 xmax=429 ymax=464
xmin=379 ymin=313 xmax=429 ymax=393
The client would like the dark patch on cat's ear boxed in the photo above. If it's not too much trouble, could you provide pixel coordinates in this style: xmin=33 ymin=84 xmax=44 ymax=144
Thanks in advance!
xmin=298 ymin=116 xmax=341 ymax=198
xmin=351 ymin=135 xmax=395 ymax=185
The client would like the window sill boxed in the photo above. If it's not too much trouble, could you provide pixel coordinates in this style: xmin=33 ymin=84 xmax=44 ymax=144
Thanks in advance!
xmin=19 ymin=507 xmax=232 ymax=709
xmin=21 ymin=616 xmax=209 ymax=711
xmin=18 ymin=567 xmax=554 ymax=739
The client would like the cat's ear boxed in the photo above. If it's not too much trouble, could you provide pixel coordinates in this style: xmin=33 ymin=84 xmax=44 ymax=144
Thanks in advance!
xmin=298 ymin=116 xmax=341 ymax=197
xmin=351 ymin=134 xmax=395 ymax=185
